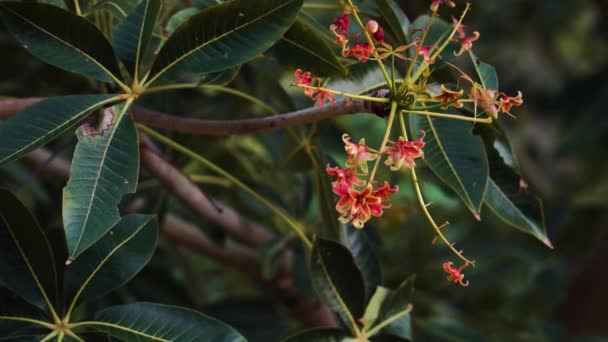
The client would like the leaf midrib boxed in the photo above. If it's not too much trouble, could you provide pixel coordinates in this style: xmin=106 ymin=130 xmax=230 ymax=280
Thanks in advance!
xmin=279 ymin=35 xmax=344 ymax=72
xmin=149 ymin=0 xmax=296 ymax=83
xmin=486 ymin=179 xmax=541 ymax=235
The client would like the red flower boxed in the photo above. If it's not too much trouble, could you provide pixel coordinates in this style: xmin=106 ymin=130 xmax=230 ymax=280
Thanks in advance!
xmin=332 ymin=12 xmax=350 ymax=32
xmin=443 ymin=262 xmax=469 ymax=287
xmin=499 ymin=91 xmax=523 ymax=112
xmin=348 ymin=43 xmax=374 ymax=62
xmin=430 ymin=0 xmax=456 ymax=12
xmin=372 ymin=181 xmax=399 ymax=202
xmin=433 ymin=85 xmax=464 ymax=109
xmin=418 ymin=44 xmax=435 ymax=64
xmin=383 ymin=131 xmax=426 ymax=171
xmin=366 ymin=20 xmax=385 ymax=44
xmin=470 ymin=86 xmax=498 ymax=118
xmin=294 ymin=69 xmax=335 ymax=106
xmin=326 ymin=165 xmax=364 ymax=195
xmin=452 ymin=17 xmax=467 ymax=40
xmin=336 ymin=184 xmax=395 ymax=229
xmin=455 ymin=31 xmax=479 ymax=56
xmin=343 ymin=134 xmax=378 ymax=173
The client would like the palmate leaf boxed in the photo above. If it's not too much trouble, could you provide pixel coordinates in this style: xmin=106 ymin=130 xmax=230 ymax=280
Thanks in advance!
xmin=63 ymin=107 xmax=140 ymax=259
xmin=409 ymin=113 xmax=489 ymax=216
xmin=0 ymin=189 xmax=58 ymax=314
xmin=281 ymin=328 xmax=349 ymax=341
xmin=88 ymin=303 xmax=246 ymax=342
xmin=310 ymin=238 xmax=365 ymax=332
xmin=147 ymin=0 xmax=303 ymax=84
xmin=270 ymin=17 xmax=347 ymax=76
xmin=111 ymin=0 xmax=162 ymax=78
xmin=64 ymin=215 xmax=158 ymax=311
xmin=0 ymin=2 xmax=122 ymax=83
xmin=0 ymin=95 xmax=119 ymax=168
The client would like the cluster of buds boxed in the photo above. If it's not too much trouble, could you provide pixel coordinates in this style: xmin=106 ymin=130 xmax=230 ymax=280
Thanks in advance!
xmin=330 ymin=12 xmax=385 ymax=62
xmin=326 ymin=132 xmax=425 ymax=228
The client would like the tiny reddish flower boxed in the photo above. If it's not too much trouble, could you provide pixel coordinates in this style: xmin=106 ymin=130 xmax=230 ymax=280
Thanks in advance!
xmin=384 ymin=131 xmax=426 ymax=171
xmin=452 ymin=17 xmax=467 ymax=40
xmin=366 ymin=20 xmax=385 ymax=43
xmin=332 ymin=11 xmax=350 ymax=32
xmin=372 ymin=181 xmax=399 ymax=202
xmin=326 ymin=165 xmax=364 ymax=196
xmin=294 ymin=69 xmax=335 ymax=106
xmin=471 ymin=86 xmax=498 ymax=118
xmin=343 ymin=134 xmax=377 ymax=173
xmin=499 ymin=91 xmax=523 ymax=113
xmin=336 ymin=184 xmax=394 ymax=229
xmin=433 ymin=85 xmax=464 ymax=109
xmin=455 ymin=31 xmax=479 ymax=56
xmin=430 ymin=0 xmax=456 ymax=12
xmin=349 ymin=43 xmax=374 ymax=62
xmin=443 ymin=262 xmax=469 ymax=286
xmin=418 ymin=45 xmax=435 ymax=64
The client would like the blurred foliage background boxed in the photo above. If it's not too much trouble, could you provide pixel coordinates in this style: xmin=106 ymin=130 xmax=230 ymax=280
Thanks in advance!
xmin=1 ymin=0 xmax=607 ymax=341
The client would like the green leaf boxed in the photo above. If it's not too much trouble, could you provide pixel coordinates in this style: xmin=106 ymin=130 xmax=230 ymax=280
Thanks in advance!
xmin=111 ymin=0 xmax=162 ymax=78
xmin=258 ymin=235 xmax=291 ymax=279
xmin=91 ymin=0 xmax=138 ymax=20
xmin=374 ymin=0 xmax=410 ymax=46
xmin=341 ymin=226 xmax=382 ymax=302
xmin=374 ymin=277 xmax=414 ymax=340
xmin=0 ymin=290 xmax=48 ymax=339
xmin=311 ymin=150 xmax=341 ymax=241
xmin=63 ymin=107 xmax=140 ymax=259
xmin=0 ymin=95 xmax=119 ymax=168
xmin=478 ymin=127 xmax=552 ymax=247
xmin=165 ymin=7 xmax=200 ymax=36
xmin=411 ymin=15 xmax=458 ymax=65
xmin=0 ymin=189 xmax=58 ymax=313
xmin=90 ymin=302 xmax=247 ymax=341
xmin=361 ymin=286 xmax=389 ymax=331
xmin=469 ymin=51 xmax=498 ymax=90
xmin=148 ymin=0 xmax=303 ymax=83
xmin=409 ymin=113 xmax=489 ymax=216
xmin=271 ymin=17 xmax=347 ymax=76
xmin=281 ymin=328 xmax=350 ymax=341
xmin=0 ymin=2 xmax=122 ymax=83
xmin=64 ymin=215 xmax=158 ymax=310
xmin=310 ymin=238 xmax=365 ymax=332
xmin=193 ymin=0 xmax=223 ymax=8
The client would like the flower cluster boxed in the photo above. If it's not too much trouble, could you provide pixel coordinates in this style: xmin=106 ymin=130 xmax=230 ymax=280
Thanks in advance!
xmin=326 ymin=132 xmax=425 ymax=228
xmin=470 ymin=86 xmax=524 ymax=118
xmin=294 ymin=69 xmax=335 ymax=106
xmin=330 ymin=12 xmax=385 ymax=63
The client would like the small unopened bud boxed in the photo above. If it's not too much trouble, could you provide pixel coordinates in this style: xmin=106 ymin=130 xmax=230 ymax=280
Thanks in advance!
xmin=366 ymin=20 xmax=379 ymax=34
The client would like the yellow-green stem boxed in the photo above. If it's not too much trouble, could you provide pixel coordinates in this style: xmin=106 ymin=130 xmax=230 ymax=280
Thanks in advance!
xmin=73 ymin=0 xmax=82 ymax=15
xmin=0 ymin=316 xmax=55 ymax=330
xmin=40 ymin=331 xmax=58 ymax=342
xmin=367 ymin=101 xmax=398 ymax=183
xmin=189 ymin=174 xmax=232 ymax=187
xmin=137 ymin=124 xmax=313 ymax=249
xmin=402 ymin=109 xmax=492 ymax=124
xmin=398 ymin=114 xmax=475 ymax=266
xmin=296 ymin=85 xmax=391 ymax=103
xmin=347 ymin=0 xmax=394 ymax=91
xmin=364 ymin=304 xmax=413 ymax=338
xmin=402 ymin=13 xmax=435 ymax=91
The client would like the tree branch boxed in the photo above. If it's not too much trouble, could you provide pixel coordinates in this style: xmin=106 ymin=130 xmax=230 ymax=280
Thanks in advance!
xmin=0 ymin=97 xmax=385 ymax=136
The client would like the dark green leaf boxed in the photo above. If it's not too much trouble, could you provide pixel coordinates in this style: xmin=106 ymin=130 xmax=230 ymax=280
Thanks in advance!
xmin=0 ymin=95 xmax=119 ymax=167
xmin=193 ymin=0 xmax=223 ymax=8
xmin=271 ymin=17 xmax=346 ymax=76
xmin=310 ymin=238 xmax=365 ymax=331
xmin=111 ymin=0 xmax=162 ymax=78
xmin=0 ymin=2 xmax=122 ymax=83
xmin=199 ymin=66 xmax=242 ymax=86
xmin=411 ymin=15 xmax=458 ymax=65
xmin=0 ymin=281 xmax=49 ymax=338
xmin=374 ymin=277 xmax=414 ymax=340
xmin=469 ymin=51 xmax=498 ymax=90
xmin=164 ymin=7 xmax=199 ymax=36
xmin=409 ymin=113 xmax=489 ymax=216
xmin=64 ymin=215 xmax=158 ymax=310
xmin=258 ymin=235 xmax=291 ymax=279
xmin=91 ymin=302 xmax=247 ymax=341
xmin=374 ymin=0 xmax=410 ymax=46
xmin=281 ymin=328 xmax=349 ymax=341
xmin=312 ymin=150 xmax=341 ymax=241
xmin=148 ymin=0 xmax=303 ymax=83
xmin=63 ymin=108 xmax=140 ymax=259
xmin=0 ymin=189 xmax=58 ymax=313
xmin=478 ymin=126 xmax=552 ymax=247
xmin=91 ymin=0 xmax=138 ymax=20
xmin=341 ymin=226 xmax=382 ymax=302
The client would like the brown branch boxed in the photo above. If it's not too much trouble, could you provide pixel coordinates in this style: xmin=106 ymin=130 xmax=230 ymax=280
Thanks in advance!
xmin=0 ymin=97 xmax=385 ymax=136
